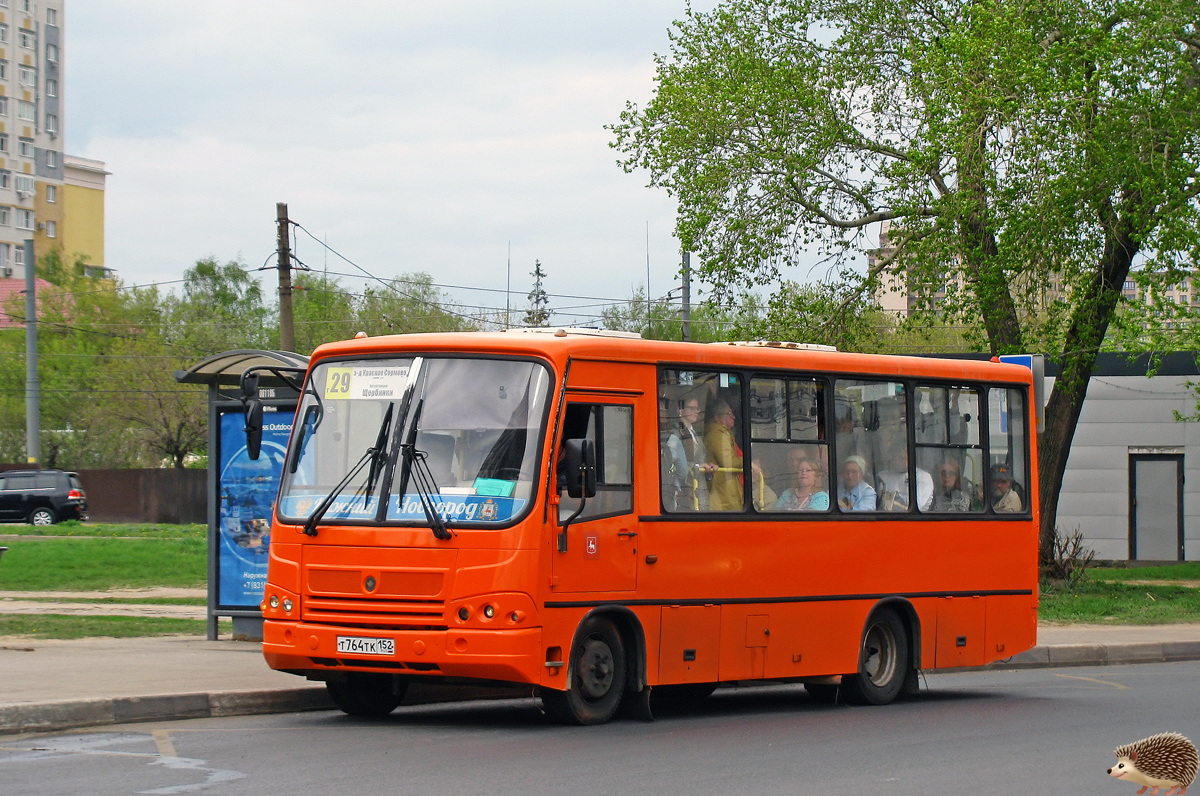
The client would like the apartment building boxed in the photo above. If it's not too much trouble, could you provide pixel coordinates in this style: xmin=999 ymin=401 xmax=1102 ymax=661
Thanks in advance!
xmin=0 ymin=0 xmax=67 ymax=281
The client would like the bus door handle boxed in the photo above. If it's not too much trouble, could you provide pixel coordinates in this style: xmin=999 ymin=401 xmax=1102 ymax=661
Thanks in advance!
xmin=617 ymin=531 xmax=638 ymax=538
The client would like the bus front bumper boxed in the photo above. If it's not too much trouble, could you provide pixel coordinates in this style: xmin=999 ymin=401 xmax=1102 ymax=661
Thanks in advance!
xmin=263 ymin=620 xmax=544 ymax=685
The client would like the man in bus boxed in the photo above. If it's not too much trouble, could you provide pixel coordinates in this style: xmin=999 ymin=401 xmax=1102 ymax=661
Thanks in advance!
xmin=663 ymin=397 xmax=714 ymax=511
xmin=875 ymin=433 xmax=933 ymax=511
xmin=705 ymin=399 xmax=744 ymax=511
xmin=991 ymin=464 xmax=1022 ymax=512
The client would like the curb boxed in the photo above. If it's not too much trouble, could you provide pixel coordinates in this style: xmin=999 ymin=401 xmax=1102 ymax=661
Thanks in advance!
xmin=0 ymin=682 xmax=532 ymax=736
xmin=4 ymin=643 xmax=1200 ymax=735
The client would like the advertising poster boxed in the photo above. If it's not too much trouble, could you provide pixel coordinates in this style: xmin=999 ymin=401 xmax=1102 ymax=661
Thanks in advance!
xmin=217 ymin=409 xmax=293 ymax=608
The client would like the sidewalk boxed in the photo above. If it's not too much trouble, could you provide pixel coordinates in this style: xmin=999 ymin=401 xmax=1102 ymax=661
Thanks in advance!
xmin=3 ymin=623 xmax=1199 ymax=735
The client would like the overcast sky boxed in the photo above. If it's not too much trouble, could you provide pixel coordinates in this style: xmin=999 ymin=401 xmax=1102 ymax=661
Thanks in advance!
xmin=64 ymin=0 xmax=730 ymax=325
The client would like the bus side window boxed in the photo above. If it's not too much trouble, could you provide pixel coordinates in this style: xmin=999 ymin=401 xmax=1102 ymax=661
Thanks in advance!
xmin=835 ymin=379 xmax=917 ymax=511
xmin=559 ymin=403 xmax=633 ymax=523
xmin=917 ymin=386 xmax=985 ymax=513
xmin=988 ymin=387 xmax=1028 ymax=513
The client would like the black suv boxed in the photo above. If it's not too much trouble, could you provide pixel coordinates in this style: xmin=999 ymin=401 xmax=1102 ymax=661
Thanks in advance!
xmin=0 ymin=470 xmax=89 ymax=525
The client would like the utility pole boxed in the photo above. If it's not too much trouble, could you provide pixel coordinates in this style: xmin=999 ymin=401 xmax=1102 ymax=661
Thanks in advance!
xmin=24 ymin=239 xmax=40 ymax=465
xmin=681 ymin=250 xmax=692 ymax=342
xmin=276 ymin=202 xmax=295 ymax=352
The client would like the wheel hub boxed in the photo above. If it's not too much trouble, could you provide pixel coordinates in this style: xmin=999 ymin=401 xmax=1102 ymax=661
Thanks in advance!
xmin=578 ymin=638 xmax=614 ymax=699
xmin=862 ymin=622 xmax=897 ymax=686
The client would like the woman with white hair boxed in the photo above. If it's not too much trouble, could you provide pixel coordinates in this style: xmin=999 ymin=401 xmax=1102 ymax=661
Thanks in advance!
xmin=837 ymin=455 xmax=877 ymax=510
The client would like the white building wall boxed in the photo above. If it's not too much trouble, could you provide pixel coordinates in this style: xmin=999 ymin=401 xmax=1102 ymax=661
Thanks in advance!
xmin=1052 ymin=374 xmax=1199 ymax=560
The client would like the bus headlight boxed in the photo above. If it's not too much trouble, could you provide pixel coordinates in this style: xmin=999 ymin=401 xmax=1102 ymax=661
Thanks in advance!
xmin=282 ymin=599 xmax=293 ymax=613
xmin=483 ymin=604 xmax=495 ymax=619
xmin=269 ymin=595 xmax=279 ymax=609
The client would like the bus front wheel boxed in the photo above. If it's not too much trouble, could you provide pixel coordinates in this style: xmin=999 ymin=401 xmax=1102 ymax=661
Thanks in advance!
xmin=840 ymin=610 xmax=909 ymax=706
xmin=541 ymin=616 xmax=627 ymax=725
xmin=326 ymin=673 xmax=407 ymax=717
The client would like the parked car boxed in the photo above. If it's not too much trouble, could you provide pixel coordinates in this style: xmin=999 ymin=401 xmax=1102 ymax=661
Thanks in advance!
xmin=0 ymin=470 xmax=88 ymax=525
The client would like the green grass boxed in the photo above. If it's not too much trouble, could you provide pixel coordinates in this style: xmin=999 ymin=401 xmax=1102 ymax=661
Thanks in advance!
xmin=0 ymin=615 xmax=230 ymax=639
xmin=4 ymin=596 xmax=206 ymax=605
xmin=1088 ymin=562 xmax=1200 ymax=581
xmin=0 ymin=521 xmax=205 ymax=539
xmin=1040 ymin=577 xmax=1200 ymax=624
xmin=0 ymin=538 xmax=206 ymax=591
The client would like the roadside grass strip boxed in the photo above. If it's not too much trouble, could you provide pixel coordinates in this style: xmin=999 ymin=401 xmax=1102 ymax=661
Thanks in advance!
xmin=0 ymin=521 xmax=205 ymax=539
xmin=1040 ymin=577 xmax=1200 ymax=624
xmin=0 ymin=538 xmax=206 ymax=591
xmin=0 ymin=614 xmax=215 ymax=639
xmin=1088 ymin=562 xmax=1200 ymax=581
xmin=3 ymin=596 xmax=207 ymax=605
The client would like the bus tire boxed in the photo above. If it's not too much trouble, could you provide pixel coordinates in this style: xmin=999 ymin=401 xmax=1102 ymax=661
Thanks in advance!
xmin=541 ymin=616 xmax=626 ymax=725
xmin=840 ymin=610 xmax=908 ymax=706
xmin=326 ymin=673 xmax=407 ymax=717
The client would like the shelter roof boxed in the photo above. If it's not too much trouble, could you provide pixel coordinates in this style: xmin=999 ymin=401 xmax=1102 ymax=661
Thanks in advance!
xmin=174 ymin=349 xmax=310 ymax=385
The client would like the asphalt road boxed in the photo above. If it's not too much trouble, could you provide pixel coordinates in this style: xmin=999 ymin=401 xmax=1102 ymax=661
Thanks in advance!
xmin=3 ymin=662 xmax=1200 ymax=796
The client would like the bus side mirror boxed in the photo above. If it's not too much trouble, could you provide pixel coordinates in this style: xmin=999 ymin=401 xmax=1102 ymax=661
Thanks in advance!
xmin=244 ymin=399 xmax=263 ymax=461
xmin=564 ymin=438 xmax=596 ymax=499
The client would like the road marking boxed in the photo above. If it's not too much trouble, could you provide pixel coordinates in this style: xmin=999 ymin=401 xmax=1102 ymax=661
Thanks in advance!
xmin=1052 ymin=673 xmax=1129 ymax=689
xmin=152 ymin=729 xmax=177 ymax=758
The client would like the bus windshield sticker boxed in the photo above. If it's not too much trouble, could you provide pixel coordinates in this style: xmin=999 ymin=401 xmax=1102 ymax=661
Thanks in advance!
xmin=279 ymin=493 xmax=526 ymax=523
xmin=323 ymin=365 xmax=410 ymax=401
xmin=473 ymin=477 xmax=516 ymax=497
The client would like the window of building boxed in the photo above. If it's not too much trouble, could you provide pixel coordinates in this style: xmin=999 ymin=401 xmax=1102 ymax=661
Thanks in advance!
xmin=45 ymin=114 xmax=56 ymax=134
xmin=46 ymin=8 xmax=56 ymax=25
xmin=0 ymin=135 xmax=8 ymax=154
xmin=18 ymin=64 xmax=35 ymax=85
xmin=0 ymin=206 xmax=10 ymax=225
xmin=18 ymin=138 xmax=33 ymax=158
xmin=45 ymin=78 xmax=56 ymax=97
xmin=19 ymin=29 xmax=35 ymax=50
xmin=16 ymin=208 xmax=32 ymax=229
xmin=14 ymin=243 xmax=23 ymax=265
xmin=14 ymin=174 xmax=34 ymax=194
xmin=46 ymin=150 xmax=56 ymax=168
xmin=45 ymin=219 xmax=54 ymax=238
xmin=0 ymin=25 xmax=9 ymax=44
xmin=0 ymin=244 xmax=8 ymax=272
xmin=21 ymin=0 xmax=30 ymax=12
xmin=17 ymin=101 xmax=35 ymax=122
xmin=0 ymin=97 xmax=8 ymax=117
xmin=915 ymin=385 xmax=985 ymax=513
xmin=0 ymin=1 xmax=9 ymax=9
xmin=45 ymin=43 xmax=57 ymax=62
xmin=0 ymin=171 xmax=9 ymax=188
xmin=0 ymin=61 xmax=8 ymax=81
xmin=557 ymin=403 xmax=634 ymax=523
xmin=45 ymin=184 xmax=54 ymax=202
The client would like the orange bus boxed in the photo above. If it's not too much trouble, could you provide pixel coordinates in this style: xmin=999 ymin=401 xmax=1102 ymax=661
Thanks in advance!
xmin=248 ymin=330 xmax=1038 ymax=724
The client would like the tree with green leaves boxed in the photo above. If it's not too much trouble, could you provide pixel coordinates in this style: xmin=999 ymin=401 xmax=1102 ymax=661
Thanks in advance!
xmin=613 ymin=0 xmax=1200 ymax=562
xmin=524 ymin=260 xmax=552 ymax=327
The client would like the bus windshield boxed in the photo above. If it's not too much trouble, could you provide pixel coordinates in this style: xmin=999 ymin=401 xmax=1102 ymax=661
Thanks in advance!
xmin=278 ymin=356 xmax=552 ymax=527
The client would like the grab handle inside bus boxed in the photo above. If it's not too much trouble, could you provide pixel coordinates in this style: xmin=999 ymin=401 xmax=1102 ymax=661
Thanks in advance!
xmin=240 ymin=371 xmax=263 ymax=461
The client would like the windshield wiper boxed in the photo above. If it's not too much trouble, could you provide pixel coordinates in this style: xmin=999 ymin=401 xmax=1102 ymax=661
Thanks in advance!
xmin=301 ymin=406 xmax=394 ymax=537
xmin=395 ymin=399 xmax=452 ymax=540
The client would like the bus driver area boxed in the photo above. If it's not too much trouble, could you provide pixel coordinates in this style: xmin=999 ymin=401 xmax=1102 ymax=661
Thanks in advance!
xmin=246 ymin=330 xmax=1038 ymax=724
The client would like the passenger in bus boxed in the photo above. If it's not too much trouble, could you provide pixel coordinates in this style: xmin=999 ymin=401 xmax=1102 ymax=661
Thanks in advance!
xmin=932 ymin=457 xmax=975 ymax=512
xmin=662 ymin=397 xmax=714 ymax=511
xmin=705 ymin=399 xmax=744 ymax=511
xmin=837 ymin=455 xmax=877 ymax=510
xmin=991 ymin=464 xmax=1022 ymax=512
xmin=773 ymin=456 xmax=829 ymax=511
xmin=876 ymin=436 xmax=934 ymax=511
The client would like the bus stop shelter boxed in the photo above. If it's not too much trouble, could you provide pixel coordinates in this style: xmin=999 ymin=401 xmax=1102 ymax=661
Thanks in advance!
xmin=175 ymin=350 xmax=309 ymax=640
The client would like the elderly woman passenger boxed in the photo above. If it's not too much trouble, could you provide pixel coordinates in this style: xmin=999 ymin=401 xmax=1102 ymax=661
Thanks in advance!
xmin=837 ymin=455 xmax=877 ymax=510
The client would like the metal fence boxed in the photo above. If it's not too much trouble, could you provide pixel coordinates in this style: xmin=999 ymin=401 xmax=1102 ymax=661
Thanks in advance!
xmin=0 ymin=465 xmax=206 ymax=524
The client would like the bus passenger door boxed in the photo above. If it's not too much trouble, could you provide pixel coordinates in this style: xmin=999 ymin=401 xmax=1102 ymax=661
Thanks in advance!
xmin=552 ymin=401 xmax=637 ymax=593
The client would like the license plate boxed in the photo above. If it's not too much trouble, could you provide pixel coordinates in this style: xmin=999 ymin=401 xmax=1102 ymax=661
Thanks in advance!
xmin=336 ymin=636 xmax=395 ymax=656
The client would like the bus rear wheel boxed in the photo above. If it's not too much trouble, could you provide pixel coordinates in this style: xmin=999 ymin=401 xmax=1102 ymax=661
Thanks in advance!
xmin=326 ymin=673 xmax=407 ymax=717
xmin=541 ymin=616 xmax=627 ymax=725
xmin=840 ymin=610 xmax=909 ymax=706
